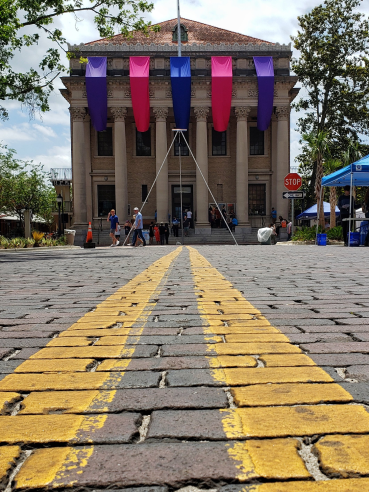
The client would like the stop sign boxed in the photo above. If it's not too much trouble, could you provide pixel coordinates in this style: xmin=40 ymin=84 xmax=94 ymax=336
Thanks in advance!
xmin=284 ymin=173 xmax=302 ymax=191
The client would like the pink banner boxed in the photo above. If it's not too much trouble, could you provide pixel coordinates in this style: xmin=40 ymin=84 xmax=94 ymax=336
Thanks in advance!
xmin=211 ymin=57 xmax=232 ymax=132
xmin=130 ymin=57 xmax=150 ymax=132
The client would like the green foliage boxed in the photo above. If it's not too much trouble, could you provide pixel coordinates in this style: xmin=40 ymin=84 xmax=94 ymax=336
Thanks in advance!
xmin=0 ymin=144 xmax=56 ymax=233
xmin=0 ymin=0 xmax=158 ymax=119
xmin=292 ymin=225 xmax=343 ymax=241
xmin=292 ymin=0 xmax=369 ymax=164
xmin=0 ymin=234 xmax=66 ymax=248
xmin=32 ymin=231 xmax=44 ymax=243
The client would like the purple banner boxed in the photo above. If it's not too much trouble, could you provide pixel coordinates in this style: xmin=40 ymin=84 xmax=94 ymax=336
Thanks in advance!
xmin=86 ymin=57 xmax=107 ymax=132
xmin=253 ymin=57 xmax=274 ymax=131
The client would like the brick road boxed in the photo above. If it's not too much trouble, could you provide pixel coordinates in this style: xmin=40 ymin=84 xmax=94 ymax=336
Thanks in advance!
xmin=1 ymin=244 xmax=369 ymax=491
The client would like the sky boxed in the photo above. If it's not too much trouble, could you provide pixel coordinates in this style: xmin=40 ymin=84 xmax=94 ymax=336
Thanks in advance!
xmin=2 ymin=0 xmax=369 ymax=173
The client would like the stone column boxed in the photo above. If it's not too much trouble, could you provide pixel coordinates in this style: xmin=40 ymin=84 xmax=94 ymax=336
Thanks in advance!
xmin=153 ymin=108 xmax=168 ymax=223
xmin=70 ymin=107 xmax=87 ymax=228
xmin=276 ymin=106 xmax=290 ymax=219
xmin=194 ymin=107 xmax=210 ymax=232
xmin=235 ymin=107 xmax=251 ymax=231
xmin=83 ymin=115 xmax=92 ymax=224
xmin=111 ymin=107 xmax=128 ymax=223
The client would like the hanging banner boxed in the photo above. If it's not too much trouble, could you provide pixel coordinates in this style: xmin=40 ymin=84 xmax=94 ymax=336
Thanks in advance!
xmin=170 ymin=57 xmax=191 ymax=130
xmin=85 ymin=57 xmax=107 ymax=132
xmin=211 ymin=57 xmax=232 ymax=132
xmin=130 ymin=57 xmax=150 ymax=132
xmin=253 ymin=56 xmax=274 ymax=131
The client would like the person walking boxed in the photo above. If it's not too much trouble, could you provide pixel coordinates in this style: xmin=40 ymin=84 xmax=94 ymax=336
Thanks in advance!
xmin=154 ymin=224 xmax=160 ymax=244
xmin=338 ymin=185 xmax=357 ymax=246
xmin=107 ymin=209 xmax=119 ymax=247
xmin=149 ymin=221 xmax=155 ymax=245
xmin=164 ymin=223 xmax=170 ymax=245
xmin=172 ymin=217 xmax=179 ymax=237
xmin=271 ymin=207 xmax=277 ymax=224
xmin=131 ymin=207 xmax=146 ymax=247
xmin=114 ymin=222 xmax=121 ymax=245
xmin=183 ymin=216 xmax=190 ymax=236
xmin=186 ymin=209 xmax=193 ymax=229
xmin=159 ymin=222 xmax=166 ymax=245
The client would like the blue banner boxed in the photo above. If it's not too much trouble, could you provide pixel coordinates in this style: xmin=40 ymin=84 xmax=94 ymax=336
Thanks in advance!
xmin=170 ymin=57 xmax=191 ymax=130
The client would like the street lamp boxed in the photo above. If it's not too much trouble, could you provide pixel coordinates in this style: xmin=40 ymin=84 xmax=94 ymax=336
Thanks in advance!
xmin=56 ymin=194 xmax=62 ymax=237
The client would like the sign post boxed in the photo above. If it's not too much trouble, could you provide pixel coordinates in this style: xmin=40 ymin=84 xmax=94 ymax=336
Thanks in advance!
xmin=284 ymin=173 xmax=302 ymax=239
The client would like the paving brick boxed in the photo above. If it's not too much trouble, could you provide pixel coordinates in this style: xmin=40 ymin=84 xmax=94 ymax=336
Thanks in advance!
xmin=20 ymin=387 xmax=227 ymax=414
xmin=351 ymin=333 xmax=369 ymax=342
xmin=271 ymin=319 xmax=335 ymax=326
xmin=219 ymin=480 xmax=369 ymax=491
xmin=0 ymin=392 xmax=22 ymax=414
xmin=259 ymin=354 xmax=316 ymax=367
xmin=0 ymin=361 xmax=22 ymax=373
xmin=0 ymin=445 xmax=21 ymax=488
xmin=147 ymin=405 xmax=369 ymax=439
xmin=14 ymin=440 xmax=310 ymax=488
xmin=0 ymin=371 xmax=161 ymax=391
xmin=346 ymin=365 xmax=369 ymax=381
xmin=95 ymin=335 xmax=222 ymax=345
xmin=0 ymin=414 xmax=140 ymax=444
xmin=161 ymin=342 xmax=301 ymax=357
xmin=310 ymin=354 xmax=369 ymax=366
xmin=166 ymin=366 xmax=333 ymax=387
xmin=14 ymin=359 xmax=96 ymax=373
xmin=0 ymin=349 xmax=12 ymax=360
xmin=0 ymin=331 xmax=55 ymax=339
xmin=29 ymin=345 xmax=158 ymax=359
xmin=287 ymin=333 xmax=352 ymax=343
xmin=340 ymin=383 xmax=369 ymax=404
xmin=301 ymin=342 xmax=369 ymax=354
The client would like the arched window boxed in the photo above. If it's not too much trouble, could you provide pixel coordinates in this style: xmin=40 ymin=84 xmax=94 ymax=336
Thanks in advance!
xmin=172 ymin=24 xmax=188 ymax=42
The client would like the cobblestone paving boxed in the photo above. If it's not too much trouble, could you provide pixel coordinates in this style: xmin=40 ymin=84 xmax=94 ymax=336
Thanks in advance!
xmin=1 ymin=245 xmax=369 ymax=491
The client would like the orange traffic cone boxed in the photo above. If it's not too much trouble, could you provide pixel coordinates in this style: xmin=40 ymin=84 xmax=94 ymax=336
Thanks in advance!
xmin=86 ymin=222 xmax=93 ymax=243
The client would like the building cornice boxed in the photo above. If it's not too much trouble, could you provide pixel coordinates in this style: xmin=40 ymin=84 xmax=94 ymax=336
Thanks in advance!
xmin=67 ymin=41 xmax=292 ymax=56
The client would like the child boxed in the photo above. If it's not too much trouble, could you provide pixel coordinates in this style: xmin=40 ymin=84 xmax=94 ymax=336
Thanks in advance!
xmin=114 ymin=222 xmax=121 ymax=246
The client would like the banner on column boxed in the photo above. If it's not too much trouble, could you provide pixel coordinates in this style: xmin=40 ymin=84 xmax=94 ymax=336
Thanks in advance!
xmin=211 ymin=57 xmax=232 ymax=132
xmin=170 ymin=57 xmax=191 ymax=130
xmin=253 ymin=56 xmax=274 ymax=131
xmin=130 ymin=57 xmax=150 ymax=132
xmin=85 ymin=57 xmax=107 ymax=132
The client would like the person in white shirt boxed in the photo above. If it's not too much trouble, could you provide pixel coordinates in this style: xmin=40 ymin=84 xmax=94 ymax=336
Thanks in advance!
xmin=186 ymin=209 xmax=193 ymax=228
xmin=131 ymin=207 xmax=146 ymax=246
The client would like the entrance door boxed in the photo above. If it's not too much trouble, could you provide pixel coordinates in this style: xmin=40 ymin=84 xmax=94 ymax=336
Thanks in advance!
xmin=172 ymin=185 xmax=193 ymax=226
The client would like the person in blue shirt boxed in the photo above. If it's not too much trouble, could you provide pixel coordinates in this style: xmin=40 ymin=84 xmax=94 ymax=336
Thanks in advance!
xmin=107 ymin=209 xmax=119 ymax=247
xmin=131 ymin=207 xmax=146 ymax=247
xmin=271 ymin=207 xmax=277 ymax=224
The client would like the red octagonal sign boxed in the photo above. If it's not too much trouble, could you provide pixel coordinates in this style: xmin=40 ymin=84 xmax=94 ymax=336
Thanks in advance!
xmin=284 ymin=173 xmax=302 ymax=191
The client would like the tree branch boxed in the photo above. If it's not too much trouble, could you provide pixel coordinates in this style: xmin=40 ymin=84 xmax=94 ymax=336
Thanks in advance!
xmin=21 ymin=2 xmax=105 ymax=27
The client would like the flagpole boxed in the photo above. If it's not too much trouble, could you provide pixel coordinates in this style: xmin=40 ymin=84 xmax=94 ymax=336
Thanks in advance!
xmin=177 ymin=0 xmax=181 ymax=57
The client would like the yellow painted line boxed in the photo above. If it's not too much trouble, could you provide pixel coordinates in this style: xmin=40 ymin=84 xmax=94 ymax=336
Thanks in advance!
xmin=14 ymin=359 xmax=96 ymax=373
xmin=0 ymin=392 xmax=22 ymax=414
xmin=0 ymin=445 xmax=21 ymax=484
xmin=188 ymin=246 xmax=369 ymax=484
xmin=0 ymin=246 xmax=182 ymax=458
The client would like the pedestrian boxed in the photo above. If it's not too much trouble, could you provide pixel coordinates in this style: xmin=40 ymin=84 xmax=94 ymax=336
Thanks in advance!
xmin=164 ymin=223 xmax=169 ymax=245
xmin=287 ymin=221 xmax=292 ymax=240
xmin=270 ymin=223 xmax=277 ymax=244
xmin=183 ymin=215 xmax=190 ymax=236
xmin=131 ymin=207 xmax=146 ymax=247
xmin=186 ymin=208 xmax=193 ymax=229
xmin=363 ymin=188 xmax=369 ymax=219
xmin=271 ymin=207 xmax=277 ymax=224
xmin=159 ymin=222 xmax=166 ymax=245
xmin=172 ymin=217 xmax=179 ymax=237
xmin=124 ymin=219 xmax=131 ymax=238
xmin=107 ymin=209 xmax=119 ymax=247
xmin=154 ymin=224 xmax=160 ymax=244
xmin=276 ymin=216 xmax=287 ymax=237
xmin=149 ymin=221 xmax=155 ymax=245
xmin=221 ymin=205 xmax=227 ymax=228
xmin=215 ymin=207 xmax=221 ymax=228
xmin=338 ymin=185 xmax=357 ymax=246
xmin=114 ymin=222 xmax=121 ymax=245
xmin=231 ymin=216 xmax=238 ymax=232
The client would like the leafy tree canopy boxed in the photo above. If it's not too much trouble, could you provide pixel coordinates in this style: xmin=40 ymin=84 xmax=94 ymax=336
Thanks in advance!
xmin=0 ymin=144 xmax=56 ymax=226
xmin=0 ymin=0 xmax=158 ymax=119
xmin=292 ymin=0 xmax=369 ymax=160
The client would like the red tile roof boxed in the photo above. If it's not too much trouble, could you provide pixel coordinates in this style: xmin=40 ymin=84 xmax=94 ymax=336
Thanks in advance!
xmin=86 ymin=18 xmax=274 ymax=46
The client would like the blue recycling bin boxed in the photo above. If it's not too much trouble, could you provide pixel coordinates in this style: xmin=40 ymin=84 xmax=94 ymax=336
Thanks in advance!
xmin=360 ymin=222 xmax=369 ymax=245
xmin=348 ymin=231 xmax=360 ymax=247
xmin=317 ymin=233 xmax=327 ymax=246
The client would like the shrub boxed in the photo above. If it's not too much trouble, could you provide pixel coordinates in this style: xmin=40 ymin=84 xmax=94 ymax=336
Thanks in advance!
xmin=326 ymin=226 xmax=343 ymax=241
xmin=32 ymin=231 xmax=44 ymax=243
xmin=292 ymin=225 xmax=343 ymax=241
xmin=0 ymin=236 xmax=9 ymax=249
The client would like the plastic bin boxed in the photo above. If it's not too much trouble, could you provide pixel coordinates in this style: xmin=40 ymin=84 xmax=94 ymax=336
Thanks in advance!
xmin=360 ymin=222 xmax=369 ymax=245
xmin=64 ymin=229 xmax=76 ymax=246
xmin=142 ymin=230 xmax=150 ymax=243
xmin=348 ymin=231 xmax=360 ymax=247
xmin=317 ymin=233 xmax=327 ymax=246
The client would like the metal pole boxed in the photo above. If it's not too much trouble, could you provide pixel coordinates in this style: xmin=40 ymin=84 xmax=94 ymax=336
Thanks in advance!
xmin=179 ymin=136 xmax=184 ymax=244
xmin=315 ymin=186 xmax=323 ymax=245
xmin=291 ymin=199 xmax=294 ymax=239
xmin=348 ymin=169 xmax=353 ymax=248
xmin=177 ymin=0 xmax=181 ymax=57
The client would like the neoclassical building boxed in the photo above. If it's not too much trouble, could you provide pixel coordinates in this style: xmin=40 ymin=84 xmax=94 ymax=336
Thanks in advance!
xmin=62 ymin=18 xmax=299 ymax=243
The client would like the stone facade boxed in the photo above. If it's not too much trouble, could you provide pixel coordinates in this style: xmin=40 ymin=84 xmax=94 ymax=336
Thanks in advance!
xmin=61 ymin=18 xmax=299 ymax=241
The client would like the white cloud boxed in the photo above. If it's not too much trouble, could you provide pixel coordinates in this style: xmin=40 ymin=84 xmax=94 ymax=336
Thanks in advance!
xmin=32 ymin=124 xmax=57 ymax=138
xmin=23 ymin=145 xmax=71 ymax=172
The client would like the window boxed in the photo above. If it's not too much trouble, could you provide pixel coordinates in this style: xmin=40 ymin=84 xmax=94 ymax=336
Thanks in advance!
xmin=98 ymin=185 xmax=115 ymax=216
xmin=97 ymin=127 xmax=113 ymax=156
xmin=212 ymin=129 xmax=227 ymax=156
xmin=174 ymin=131 xmax=189 ymax=156
xmin=142 ymin=184 xmax=148 ymax=202
xmin=172 ymin=24 xmax=188 ymax=42
xmin=249 ymin=184 xmax=266 ymax=216
xmin=250 ymin=127 xmax=264 ymax=155
xmin=136 ymin=128 xmax=151 ymax=156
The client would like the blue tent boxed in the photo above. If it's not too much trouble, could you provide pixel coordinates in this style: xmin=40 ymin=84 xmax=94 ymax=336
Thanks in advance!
xmin=322 ymin=154 xmax=369 ymax=187
xmin=296 ymin=201 xmax=339 ymax=220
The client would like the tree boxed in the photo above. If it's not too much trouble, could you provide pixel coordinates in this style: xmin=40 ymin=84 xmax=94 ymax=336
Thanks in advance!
xmin=302 ymin=131 xmax=331 ymax=228
xmin=323 ymin=158 xmax=341 ymax=228
xmin=0 ymin=0 xmax=158 ymax=120
xmin=0 ymin=144 xmax=56 ymax=233
xmin=292 ymin=0 xmax=369 ymax=163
